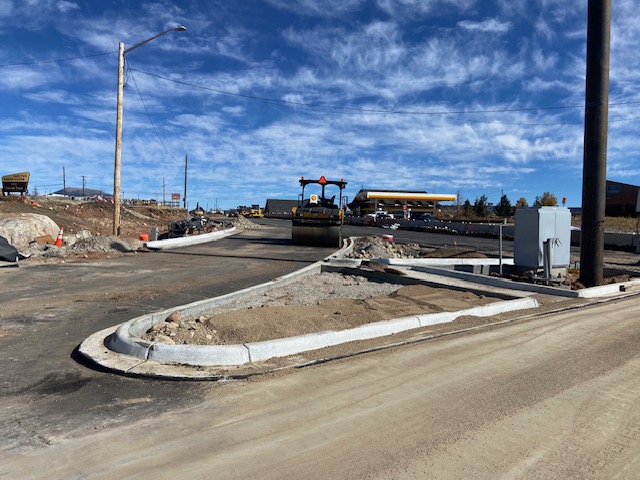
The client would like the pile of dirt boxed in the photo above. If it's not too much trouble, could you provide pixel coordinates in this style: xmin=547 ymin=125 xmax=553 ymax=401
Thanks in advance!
xmin=347 ymin=236 xmax=487 ymax=259
xmin=0 ymin=195 xmax=255 ymax=262
xmin=232 ymin=215 xmax=265 ymax=229
xmin=0 ymin=195 xmax=186 ymax=238
xmin=142 ymin=272 xmax=500 ymax=346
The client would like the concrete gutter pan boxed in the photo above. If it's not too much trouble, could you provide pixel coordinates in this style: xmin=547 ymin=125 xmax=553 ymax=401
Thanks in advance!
xmin=79 ymin=237 xmax=640 ymax=379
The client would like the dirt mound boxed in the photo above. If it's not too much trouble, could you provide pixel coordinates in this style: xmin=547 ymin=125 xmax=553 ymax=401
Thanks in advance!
xmin=0 ymin=195 xmax=229 ymax=262
xmin=347 ymin=236 xmax=487 ymax=259
xmin=0 ymin=195 xmax=186 ymax=238
xmin=142 ymin=272 xmax=501 ymax=346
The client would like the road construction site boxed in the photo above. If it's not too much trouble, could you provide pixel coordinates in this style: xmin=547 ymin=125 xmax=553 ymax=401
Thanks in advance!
xmin=2 ymin=198 xmax=640 ymax=479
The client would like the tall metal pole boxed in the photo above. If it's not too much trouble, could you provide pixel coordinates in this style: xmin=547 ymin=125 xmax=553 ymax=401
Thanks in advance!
xmin=113 ymin=42 xmax=125 ymax=236
xmin=580 ymin=0 xmax=611 ymax=287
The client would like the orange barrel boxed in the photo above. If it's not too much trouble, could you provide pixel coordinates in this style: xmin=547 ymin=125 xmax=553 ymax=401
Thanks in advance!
xmin=139 ymin=233 xmax=149 ymax=241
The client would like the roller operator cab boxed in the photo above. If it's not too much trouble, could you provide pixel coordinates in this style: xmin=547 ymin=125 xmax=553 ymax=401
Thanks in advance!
xmin=291 ymin=176 xmax=347 ymax=248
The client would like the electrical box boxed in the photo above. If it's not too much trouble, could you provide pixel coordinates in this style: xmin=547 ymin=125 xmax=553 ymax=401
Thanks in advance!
xmin=514 ymin=207 xmax=571 ymax=269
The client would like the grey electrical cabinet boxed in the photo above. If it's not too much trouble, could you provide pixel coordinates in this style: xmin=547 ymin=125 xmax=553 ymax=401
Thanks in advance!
xmin=514 ymin=207 xmax=571 ymax=269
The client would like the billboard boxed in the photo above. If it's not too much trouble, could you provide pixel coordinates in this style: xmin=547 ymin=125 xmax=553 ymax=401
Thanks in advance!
xmin=2 ymin=172 xmax=30 ymax=194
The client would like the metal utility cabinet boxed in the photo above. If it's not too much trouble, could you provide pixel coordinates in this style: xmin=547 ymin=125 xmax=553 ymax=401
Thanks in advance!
xmin=514 ymin=207 xmax=571 ymax=269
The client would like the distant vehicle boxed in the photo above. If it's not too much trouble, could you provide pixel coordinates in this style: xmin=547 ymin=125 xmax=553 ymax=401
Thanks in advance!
xmin=414 ymin=213 xmax=438 ymax=222
xmin=189 ymin=203 xmax=205 ymax=216
xmin=363 ymin=211 xmax=393 ymax=226
xmin=248 ymin=204 xmax=264 ymax=218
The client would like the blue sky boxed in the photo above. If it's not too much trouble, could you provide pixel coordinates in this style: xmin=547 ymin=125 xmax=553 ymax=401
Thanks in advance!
xmin=1 ymin=0 xmax=639 ymax=210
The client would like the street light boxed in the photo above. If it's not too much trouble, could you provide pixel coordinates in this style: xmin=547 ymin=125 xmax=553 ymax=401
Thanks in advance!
xmin=113 ymin=25 xmax=187 ymax=236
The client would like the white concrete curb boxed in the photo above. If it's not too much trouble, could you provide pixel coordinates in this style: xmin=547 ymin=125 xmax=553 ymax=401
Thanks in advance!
xmin=79 ymin=235 xmax=639 ymax=373
xmin=98 ymin=267 xmax=538 ymax=366
xmin=144 ymin=226 xmax=238 ymax=250
xmin=242 ymin=297 xmax=537 ymax=363
xmin=382 ymin=258 xmax=515 ymax=266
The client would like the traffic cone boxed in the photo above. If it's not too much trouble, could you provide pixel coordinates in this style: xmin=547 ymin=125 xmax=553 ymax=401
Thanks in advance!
xmin=54 ymin=227 xmax=64 ymax=247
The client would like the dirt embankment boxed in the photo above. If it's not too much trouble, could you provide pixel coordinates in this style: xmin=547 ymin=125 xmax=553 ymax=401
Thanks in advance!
xmin=0 ymin=195 xmax=242 ymax=262
xmin=0 ymin=195 xmax=187 ymax=237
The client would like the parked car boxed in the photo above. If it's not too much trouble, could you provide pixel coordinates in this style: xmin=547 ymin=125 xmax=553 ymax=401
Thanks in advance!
xmin=414 ymin=213 xmax=435 ymax=221
xmin=363 ymin=212 xmax=393 ymax=226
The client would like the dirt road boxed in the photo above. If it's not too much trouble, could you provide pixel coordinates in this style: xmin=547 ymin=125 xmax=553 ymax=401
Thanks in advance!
xmin=3 ymin=293 xmax=640 ymax=479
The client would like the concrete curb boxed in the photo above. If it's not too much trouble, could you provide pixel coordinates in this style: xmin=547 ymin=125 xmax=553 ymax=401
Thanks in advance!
xmin=403 ymin=265 xmax=640 ymax=299
xmin=241 ymin=297 xmax=537 ymax=364
xmin=99 ymin=239 xmax=356 ymax=366
xmin=84 ymin=293 xmax=538 ymax=368
xmin=144 ymin=226 xmax=238 ymax=250
xmin=78 ymin=235 xmax=640 ymax=377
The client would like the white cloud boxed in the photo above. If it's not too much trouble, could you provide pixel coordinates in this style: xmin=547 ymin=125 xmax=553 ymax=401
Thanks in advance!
xmin=265 ymin=0 xmax=365 ymax=17
xmin=457 ymin=18 xmax=512 ymax=34
xmin=56 ymin=0 xmax=78 ymax=13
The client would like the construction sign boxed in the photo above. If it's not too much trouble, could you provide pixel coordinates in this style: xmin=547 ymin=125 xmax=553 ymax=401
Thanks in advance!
xmin=2 ymin=172 xmax=30 ymax=195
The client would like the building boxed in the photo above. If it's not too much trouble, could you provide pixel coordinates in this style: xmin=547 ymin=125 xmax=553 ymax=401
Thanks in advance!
xmin=605 ymin=180 xmax=640 ymax=217
xmin=264 ymin=199 xmax=298 ymax=218
xmin=347 ymin=189 xmax=456 ymax=217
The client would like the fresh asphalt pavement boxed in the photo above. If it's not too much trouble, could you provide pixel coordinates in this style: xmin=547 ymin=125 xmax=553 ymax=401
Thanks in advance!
xmin=0 ymin=223 xmax=336 ymax=452
xmin=0 ymin=218 xmax=533 ymax=452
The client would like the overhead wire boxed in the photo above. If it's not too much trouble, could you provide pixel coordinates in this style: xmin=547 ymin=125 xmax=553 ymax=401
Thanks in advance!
xmin=127 ymin=62 xmax=178 ymax=162
xmin=0 ymin=51 xmax=116 ymax=68
xmin=129 ymin=67 xmax=585 ymax=119
xmin=129 ymin=68 xmax=640 ymax=126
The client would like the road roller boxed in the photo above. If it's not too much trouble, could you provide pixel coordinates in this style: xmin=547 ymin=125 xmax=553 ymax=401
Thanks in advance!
xmin=291 ymin=176 xmax=347 ymax=248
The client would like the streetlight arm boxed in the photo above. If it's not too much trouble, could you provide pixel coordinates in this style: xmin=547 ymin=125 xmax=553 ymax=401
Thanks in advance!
xmin=124 ymin=25 xmax=187 ymax=55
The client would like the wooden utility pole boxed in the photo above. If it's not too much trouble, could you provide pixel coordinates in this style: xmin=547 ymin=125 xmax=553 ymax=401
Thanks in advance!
xmin=183 ymin=154 xmax=188 ymax=210
xmin=580 ymin=0 xmax=611 ymax=287
xmin=113 ymin=41 xmax=125 ymax=236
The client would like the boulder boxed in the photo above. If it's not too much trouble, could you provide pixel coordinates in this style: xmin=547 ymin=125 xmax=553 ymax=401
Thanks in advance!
xmin=0 ymin=214 xmax=60 ymax=251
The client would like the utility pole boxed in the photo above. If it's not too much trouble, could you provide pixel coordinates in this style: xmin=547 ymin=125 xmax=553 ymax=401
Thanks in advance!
xmin=63 ymin=167 xmax=66 ymax=196
xmin=580 ymin=0 xmax=611 ymax=287
xmin=81 ymin=176 xmax=87 ymax=196
xmin=162 ymin=177 xmax=166 ymax=206
xmin=183 ymin=154 xmax=188 ymax=210
xmin=112 ymin=26 xmax=187 ymax=237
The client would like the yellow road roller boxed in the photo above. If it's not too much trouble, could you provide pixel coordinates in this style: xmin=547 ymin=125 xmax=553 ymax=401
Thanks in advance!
xmin=291 ymin=176 xmax=347 ymax=248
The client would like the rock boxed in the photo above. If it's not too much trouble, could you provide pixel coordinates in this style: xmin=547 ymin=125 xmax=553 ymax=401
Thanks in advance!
xmin=155 ymin=334 xmax=175 ymax=344
xmin=166 ymin=311 xmax=181 ymax=324
xmin=0 ymin=213 xmax=60 ymax=251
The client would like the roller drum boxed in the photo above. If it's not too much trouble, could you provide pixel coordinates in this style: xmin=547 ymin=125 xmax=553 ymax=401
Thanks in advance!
xmin=292 ymin=224 xmax=342 ymax=248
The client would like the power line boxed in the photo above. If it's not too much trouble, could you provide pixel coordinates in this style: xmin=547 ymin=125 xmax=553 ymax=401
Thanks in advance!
xmin=127 ymin=64 xmax=178 ymax=161
xmin=130 ymin=67 xmax=592 ymax=116
xmin=0 ymin=50 xmax=116 ymax=68
xmin=129 ymin=67 xmax=640 ymax=126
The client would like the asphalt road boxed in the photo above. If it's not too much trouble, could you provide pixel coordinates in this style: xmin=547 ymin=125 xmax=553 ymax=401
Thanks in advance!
xmin=0 ymin=224 xmax=335 ymax=454
xmin=2 ymin=220 xmax=639 ymax=479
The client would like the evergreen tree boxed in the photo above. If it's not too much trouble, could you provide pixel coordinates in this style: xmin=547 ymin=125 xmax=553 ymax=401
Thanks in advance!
xmin=463 ymin=199 xmax=472 ymax=216
xmin=473 ymin=195 xmax=488 ymax=217
xmin=495 ymin=194 xmax=513 ymax=217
